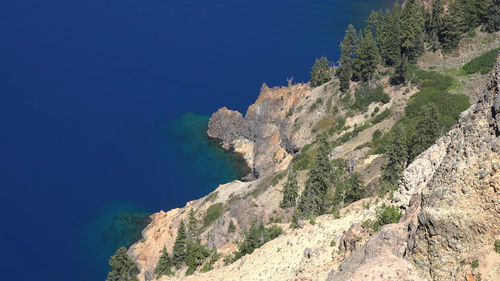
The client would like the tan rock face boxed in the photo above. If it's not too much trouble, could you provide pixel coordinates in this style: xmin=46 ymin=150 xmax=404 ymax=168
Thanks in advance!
xmin=331 ymin=55 xmax=500 ymax=281
xmin=409 ymin=55 xmax=500 ymax=281
xmin=207 ymin=83 xmax=317 ymax=179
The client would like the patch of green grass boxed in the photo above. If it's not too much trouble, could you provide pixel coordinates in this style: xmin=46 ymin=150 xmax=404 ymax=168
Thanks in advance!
xmin=203 ymin=203 xmax=225 ymax=227
xmin=463 ymin=48 xmax=499 ymax=75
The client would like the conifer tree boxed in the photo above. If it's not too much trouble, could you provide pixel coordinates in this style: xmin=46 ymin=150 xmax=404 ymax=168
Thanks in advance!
xmin=486 ymin=0 xmax=500 ymax=32
xmin=380 ymin=126 xmax=408 ymax=191
xmin=382 ymin=2 xmax=403 ymax=66
xmin=310 ymin=57 xmax=332 ymax=87
xmin=187 ymin=209 xmax=199 ymax=243
xmin=297 ymin=135 xmax=332 ymax=217
xmin=227 ymin=220 xmax=236 ymax=233
xmin=344 ymin=172 xmax=366 ymax=205
xmin=428 ymin=0 xmax=444 ymax=49
xmin=400 ymin=0 xmax=426 ymax=62
xmin=280 ymin=171 xmax=299 ymax=208
xmin=338 ymin=24 xmax=357 ymax=92
xmin=172 ymin=220 xmax=187 ymax=268
xmin=353 ymin=28 xmax=379 ymax=81
xmin=409 ymin=105 xmax=440 ymax=163
xmin=155 ymin=246 xmax=174 ymax=277
xmin=106 ymin=247 xmax=139 ymax=281
xmin=185 ymin=209 xmax=210 ymax=275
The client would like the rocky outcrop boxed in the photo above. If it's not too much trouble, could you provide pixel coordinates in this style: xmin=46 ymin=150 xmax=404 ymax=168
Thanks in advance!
xmin=208 ymin=83 xmax=314 ymax=179
xmin=330 ymin=195 xmax=424 ymax=281
xmin=331 ymin=55 xmax=500 ymax=281
xmin=409 ymin=55 xmax=500 ymax=280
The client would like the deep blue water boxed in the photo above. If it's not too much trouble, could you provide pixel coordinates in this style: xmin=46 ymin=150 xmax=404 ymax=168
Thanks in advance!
xmin=1 ymin=1 xmax=391 ymax=280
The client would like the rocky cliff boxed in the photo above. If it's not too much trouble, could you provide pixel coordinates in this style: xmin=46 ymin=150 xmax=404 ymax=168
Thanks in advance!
xmin=332 ymin=55 xmax=500 ymax=281
xmin=127 ymin=40 xmax=500 ymax=281
xmin=207 ymin=83 xmax=314 ymax=179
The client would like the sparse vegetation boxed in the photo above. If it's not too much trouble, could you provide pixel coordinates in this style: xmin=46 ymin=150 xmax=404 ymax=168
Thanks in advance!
xmin=463 ymin=48 xmax=500 ymax=74
xmin=203 ymin=203 xmax=224 ymax=228
xmin=495 ymin=240 xmax=500 ymax=254
xmin=231 ymin=221 xmax=283 ymax=262
xmin=351 ymin=83 xmax=390 ymax=112
xmin=373 ymin=204 xmax=403 ymax=231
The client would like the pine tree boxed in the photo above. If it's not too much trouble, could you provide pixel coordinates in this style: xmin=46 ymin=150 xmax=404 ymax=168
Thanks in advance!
xmin=428 ymin=0 xmax=444 ymax=50
xmin=409 ymin=105 xmax=440 ymax=163
xmin=400 ymin=0 xmax=426 ymax=62
xmin=338 ymin=24 xmax=357 ymax=92
xmin=382 ymin=2 xmax=403 ymax=66
xmin=106 ymin=247 xmax=139 ymax=281
xmin=155 ymin=246 xmax=174 ymax=277
xmin=185 ymin=209 xmax=210 ymax=275
xmin=440 ymin=9 xmax=463 ymax=52
xmin=310 ymin=57 xmax=332 ymax=87
xmin=392 ymin=54 xmax=408 ymax=85
xmin=187 ymin=209 xmax=199 ymax=243
xmin=344 ymin=172 xmax=366 ymax=205
xmin=380 ymin=126 xmax=408 ymax=192
xmin=227 ymin=220 xmax=236 ymax=233
xmin=280 ymin=171 xmax=299 ymax=208
xmin=353 ymin=28 xmax=379 ymax=81
xmin=172 ymin=220 xmax=187 ymax=268
xmin=486 ymin=0 xmax=500 ymax=32
xmin=297 ymin=135 xmax=332 ymax=217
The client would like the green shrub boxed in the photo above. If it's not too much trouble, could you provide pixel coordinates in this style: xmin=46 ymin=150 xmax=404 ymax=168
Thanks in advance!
xmin=232 ymin=222 xmax=283 ymax=261
xmin=372 ymin=109 xmax=392 ymax=124
xmin=351 ymin=83 xmax=390 ymax=112
xmin=292 ymin=151 xmax=313 ymax=170
xmin=495 ymin=240 xmax=500 ymax=254
xmin=471 ymin=259 xmax=479 ymax=269
xmin=373 ymin=204 xmax=402 ymax=231
xmin=223 ymin=254 xmax=234 ymax=265
xmin=309 ymin=97 xmax=323 ymax=112
xmin=372 ymin=129 xmax=383 ymax=141
xmin=463 ymin=48 xmax=499 ymax=75
xmin=203 ymin=203 xmax=224 ymax=227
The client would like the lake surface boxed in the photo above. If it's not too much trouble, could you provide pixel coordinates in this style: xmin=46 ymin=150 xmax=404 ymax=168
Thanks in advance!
xmin=1 ymin=0 xmax=391 ymax=280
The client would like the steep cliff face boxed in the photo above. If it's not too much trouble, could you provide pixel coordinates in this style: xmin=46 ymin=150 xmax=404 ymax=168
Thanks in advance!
xmin=410 ymin=55 xmax=500 ymax=280
xmin=207 ymin=83 xmax=317 ymax=179
xmin=332 ymin=55 xmax=500 ymax=281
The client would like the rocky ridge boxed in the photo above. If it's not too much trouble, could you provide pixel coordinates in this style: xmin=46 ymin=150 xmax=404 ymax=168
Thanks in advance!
xmin=127 ymin=46 xmax=500 ymax=281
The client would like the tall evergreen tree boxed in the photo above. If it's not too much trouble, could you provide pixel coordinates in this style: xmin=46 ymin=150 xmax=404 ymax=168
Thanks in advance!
xmin=338 ymin=24 xmax=357 ymax=92
xmin=106 ymin=247 xmax=139 ymax=281
xmin=353 ymin=28 xmax=379 ymax=81
xmin=428 ymin=0 xmax=444 ymax=50
xmin=172 ymin=220 xmax=187 ymax=268
xmin=280 ymin=171 xmax=299 ymax=208
xmin=297 ymin=135 xmax=332 ymax=217
xmin=382 ymin=2 xmax=403 ymax=66
xmin=381 ymin=126 xmax=408 ymax=191
xmin=400 ymin=0 xmax=426 ymax=62
xmin=344 ymin=172 xmax=366 ymax=205
xmin=310 ymin=57 xmax=332 ymax=87
xmin=185 ymin=209 xmax=210 ymax=275
xmin=486 ymin=0 xmax=500 ymax=32
xmin=409 ymin=105 xmax=440 ymax=163
xmin=187 ymin=209 xmax=199 ymax=243
xmin=155 ymin=246 xmax=174 ymax=277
